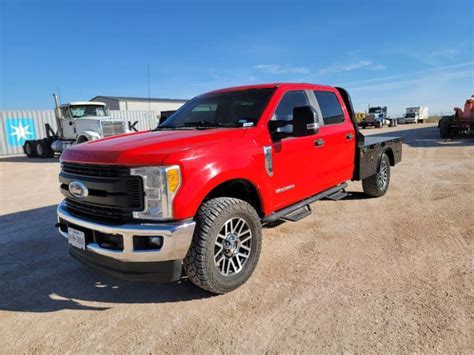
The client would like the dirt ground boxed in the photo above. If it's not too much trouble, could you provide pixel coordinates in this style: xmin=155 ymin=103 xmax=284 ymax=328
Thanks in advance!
xmin=0 ymin=123 xmax=472 ymax=353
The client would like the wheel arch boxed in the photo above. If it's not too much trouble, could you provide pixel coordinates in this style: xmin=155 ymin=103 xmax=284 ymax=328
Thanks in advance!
xmin=383 ymin=147 xmax=395 ymax=166
xmin=202 ymin=179 xmax=264 ymax=218
xmin=76 ymin=135 xmax=89 ymax=144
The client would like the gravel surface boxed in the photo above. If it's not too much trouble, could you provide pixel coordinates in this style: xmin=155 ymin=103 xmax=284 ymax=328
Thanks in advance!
xmin=0 ymin=123 xmax=472 ymax=353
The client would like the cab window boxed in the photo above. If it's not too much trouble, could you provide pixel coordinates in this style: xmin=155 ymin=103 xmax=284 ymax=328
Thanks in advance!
xmin=274 ymin=91 xmax=309 ymax=121
xmin=314 ymin=91 xmax=344 ymax=125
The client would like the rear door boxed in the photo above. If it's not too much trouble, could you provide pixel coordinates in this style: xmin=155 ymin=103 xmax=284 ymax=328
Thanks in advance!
xmin=311 ymin=90 xmax=355 ymax=189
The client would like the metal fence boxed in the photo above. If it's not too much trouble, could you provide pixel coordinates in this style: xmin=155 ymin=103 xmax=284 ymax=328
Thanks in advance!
xmin=0 ymin=110 xmax=159 ymax=157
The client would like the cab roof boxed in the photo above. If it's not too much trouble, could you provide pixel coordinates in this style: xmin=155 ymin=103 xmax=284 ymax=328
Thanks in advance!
xmin=60 ymin=101 xmax=106 ymax=107
xmin=207 ymin=83 xmax=336 ymax=94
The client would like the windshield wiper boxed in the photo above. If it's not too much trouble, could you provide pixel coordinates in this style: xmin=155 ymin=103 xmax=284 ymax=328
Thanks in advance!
xmin=182 ymin=121 xmax=239 ymax=129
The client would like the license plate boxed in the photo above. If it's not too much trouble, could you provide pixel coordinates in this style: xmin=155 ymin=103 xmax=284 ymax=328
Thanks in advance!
xmin=68 ymin=227 xmax=86 ymax=250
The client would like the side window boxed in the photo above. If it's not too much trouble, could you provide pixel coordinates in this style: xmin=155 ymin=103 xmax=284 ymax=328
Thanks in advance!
xmin=274 ymin=91 xmax=309 ymax=121
xmin=314 ymin=91 xmax=345 ymax=125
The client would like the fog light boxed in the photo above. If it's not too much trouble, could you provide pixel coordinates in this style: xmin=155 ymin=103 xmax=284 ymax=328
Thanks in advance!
xmin=149 ymin=236 xmax=163 ymax=247
xmin=133 ymin=235 xmax=164 ymax=250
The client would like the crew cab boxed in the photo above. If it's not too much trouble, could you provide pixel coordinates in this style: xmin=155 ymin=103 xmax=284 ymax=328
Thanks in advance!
xmin=57 ymin=83 xmax=402 ymax=294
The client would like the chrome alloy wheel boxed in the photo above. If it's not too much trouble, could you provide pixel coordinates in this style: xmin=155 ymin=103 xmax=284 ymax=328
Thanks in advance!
xmin=376 ymin=159 xmax=388 ymax=189
xmin=214 ymin=217 xmax=252 ymax=276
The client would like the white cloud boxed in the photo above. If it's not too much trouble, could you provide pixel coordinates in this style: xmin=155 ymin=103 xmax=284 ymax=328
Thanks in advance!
xmin=430 ymin=49 xmax=459 ymax=59
xmin=320 ymin=60 xmax=386 ymax=74
xmin=343 ymin=62 xmax=474 ymax=88
xmin=253 ymin=64 xmax=310 ymax=74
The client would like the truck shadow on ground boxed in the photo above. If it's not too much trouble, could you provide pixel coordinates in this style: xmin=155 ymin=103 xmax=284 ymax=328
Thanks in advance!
xmin=361 ymin=125 xmax=474 ymax=148
xmin=0 ymin=156 xmax=59 ymax=163
xmin=0 ymin=205 xmax=213 ymax=313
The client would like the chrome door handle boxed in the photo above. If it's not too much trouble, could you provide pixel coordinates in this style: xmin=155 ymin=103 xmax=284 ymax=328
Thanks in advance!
xmin=314 ymin=139 xmax=325 ymax=147
xmin=346 ymin=133 xmax=354 ymax=140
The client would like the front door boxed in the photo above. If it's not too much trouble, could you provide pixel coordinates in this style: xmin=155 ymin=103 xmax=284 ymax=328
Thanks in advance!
xmin=269 ymin=90 xmax=329 ymax=210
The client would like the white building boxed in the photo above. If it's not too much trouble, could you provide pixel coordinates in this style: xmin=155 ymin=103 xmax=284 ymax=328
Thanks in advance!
xmin=91 ymin=96 xmax=187 ymax=116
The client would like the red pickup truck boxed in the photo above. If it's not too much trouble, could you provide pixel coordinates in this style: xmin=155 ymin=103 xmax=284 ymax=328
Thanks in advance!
xmin=57 ymin=83 xmax=402 ymax=294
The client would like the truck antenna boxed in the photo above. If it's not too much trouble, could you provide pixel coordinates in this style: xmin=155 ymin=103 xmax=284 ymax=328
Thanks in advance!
xmin=147 ymin=64 xmax=151 ymax=116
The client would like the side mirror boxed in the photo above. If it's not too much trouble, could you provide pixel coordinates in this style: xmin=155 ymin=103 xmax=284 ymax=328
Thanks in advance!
xmin=268 ymin=119 xmax=292 ymax=140
xmin=293 ymin=105 xmax=320 ymax=136
xmin=158 ymin=115 xmax=168 ymax=125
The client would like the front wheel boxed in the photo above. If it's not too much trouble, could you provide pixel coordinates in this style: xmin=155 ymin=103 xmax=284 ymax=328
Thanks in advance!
xmin=362 ymin=153 xmax=391 ymax=197
xmin=183 ymin=197 xmax=262 ymax=294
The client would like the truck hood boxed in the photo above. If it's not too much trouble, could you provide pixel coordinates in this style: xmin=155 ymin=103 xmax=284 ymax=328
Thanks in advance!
xmin=61 ymin=128 xmax=247 ymax=166
xmin=74 ymin=116 xmax=121 ymax=121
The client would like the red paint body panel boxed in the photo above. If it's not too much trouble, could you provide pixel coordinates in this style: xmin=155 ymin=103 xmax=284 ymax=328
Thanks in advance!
xmin=61 ymin=83 xmax=356 ymax=220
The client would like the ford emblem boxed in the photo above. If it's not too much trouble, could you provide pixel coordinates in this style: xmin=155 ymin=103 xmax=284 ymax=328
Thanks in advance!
xmin=69 ymin=180 xmax=89 ymax=198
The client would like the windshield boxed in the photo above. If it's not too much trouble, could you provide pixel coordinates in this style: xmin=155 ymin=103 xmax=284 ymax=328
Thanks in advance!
xmin=369 ymin=107 xmax=382 ymax=114
xmin=159 ymin=88 xmax=275 ymax=129
xmin=405 ymin=112 xmax=416 ymax=118
xmin=70 ymin=105 xmax=108 ymax=118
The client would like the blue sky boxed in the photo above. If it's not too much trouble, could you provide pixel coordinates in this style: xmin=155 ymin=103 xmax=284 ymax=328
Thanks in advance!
xmin=1 ymin=0 xmax=473 ymax=115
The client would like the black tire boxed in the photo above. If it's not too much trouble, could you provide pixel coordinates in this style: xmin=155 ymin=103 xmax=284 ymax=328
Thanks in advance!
xmin=439 ymin=118 xmax=450 ymax=138
xmin=183 ymin=197 xmax=262 ymax=294
xmin=36 ymin=139 xmax=54 ymax=158
xmin=23 ymin=140 xmax=38 ymax=158
xmin=362 ymin=153 xmax=391 ymax=197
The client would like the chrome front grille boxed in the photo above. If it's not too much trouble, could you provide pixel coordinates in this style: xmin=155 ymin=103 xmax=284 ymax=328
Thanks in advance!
xmin=60 ymin=163 xmax=144 ymax=224
xmin=101 ymin=121 xmax=126 ymax=137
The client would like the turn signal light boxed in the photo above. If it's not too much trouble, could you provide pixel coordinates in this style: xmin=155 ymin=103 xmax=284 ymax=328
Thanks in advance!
xmin=167 ymin=167 xmax=180 ymax=193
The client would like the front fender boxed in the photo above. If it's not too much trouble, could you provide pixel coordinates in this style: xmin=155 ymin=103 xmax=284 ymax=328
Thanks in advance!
xmin=81 ymin=130 xmax=102 ymax=141
xmin=167 ymin=142 xmax=273 ymax=220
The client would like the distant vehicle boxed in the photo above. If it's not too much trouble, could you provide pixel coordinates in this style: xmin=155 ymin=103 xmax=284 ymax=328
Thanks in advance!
xmin=355 ymin=112 xmax=365 ymax=126
xmin=23 ymin=94 xmax=127 ymax=158
xmin=439 ymin=96 xmax=474 ymax=138
xmin=363 ymin=106 xmax=394 ymax=128
xmin=400 ymin=107 xmax=429 ymax=124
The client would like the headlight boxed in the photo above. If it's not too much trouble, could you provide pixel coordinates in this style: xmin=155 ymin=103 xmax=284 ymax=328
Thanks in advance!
xmin=130 ymin=165 xmax=181 ymax=220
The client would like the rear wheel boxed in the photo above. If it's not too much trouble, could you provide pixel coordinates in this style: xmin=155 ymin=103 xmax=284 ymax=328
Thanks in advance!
xmin=36 ymin=139 xmax=54 ymax=158
xmin=362 ymin=153 xmax=391 ymax=197
xmin=23 ymin=140 xmax=37 ymax=158
xmin=439 ymin=118 xmax=451 ymax=138
xmin=183 ymin=197 xmax=262 ymax=294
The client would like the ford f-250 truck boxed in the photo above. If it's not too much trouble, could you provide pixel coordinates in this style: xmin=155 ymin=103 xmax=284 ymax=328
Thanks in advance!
xmin=57 ymin=83 xmax=402 ymax=294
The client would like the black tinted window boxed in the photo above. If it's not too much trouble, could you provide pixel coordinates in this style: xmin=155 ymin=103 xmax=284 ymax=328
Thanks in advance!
xmin=162 ymin=88 xmax=275 ymax=128
xmin=275 ymin=91 xmax=309 ymax=121
xmin=314 ymin=91 xmax=344 ymax=125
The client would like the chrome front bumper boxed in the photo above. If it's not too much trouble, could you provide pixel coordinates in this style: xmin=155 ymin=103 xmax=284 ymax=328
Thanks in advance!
xmin=57 ymin=201 xmax=196 ymax=263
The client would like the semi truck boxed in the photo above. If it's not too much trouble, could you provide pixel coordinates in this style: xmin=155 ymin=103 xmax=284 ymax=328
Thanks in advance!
xmin=439 ymin=96 xmax=474 ymax=138
xmin=23 ymin=94 xmax=127 ymax=158
xmin=362 ymin=106 xmax=396 ymax=128
xmin=400 ymin=106 xmax=429 ymax=124
xmin=56 ymin=83 xmax=402 ymax=294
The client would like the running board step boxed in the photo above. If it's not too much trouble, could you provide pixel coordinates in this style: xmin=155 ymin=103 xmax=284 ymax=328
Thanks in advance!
xmin=281 ymin=205 xmax=312 ymax=222
xmin=325 ymin=189 xmax=347 ymax=201
xmin=262 ymin=183 xmax=348 ymax=224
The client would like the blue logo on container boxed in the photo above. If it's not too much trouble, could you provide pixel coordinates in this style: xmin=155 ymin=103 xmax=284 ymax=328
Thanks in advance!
xmin=4 ymin=118 xmax=36 ymax=146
